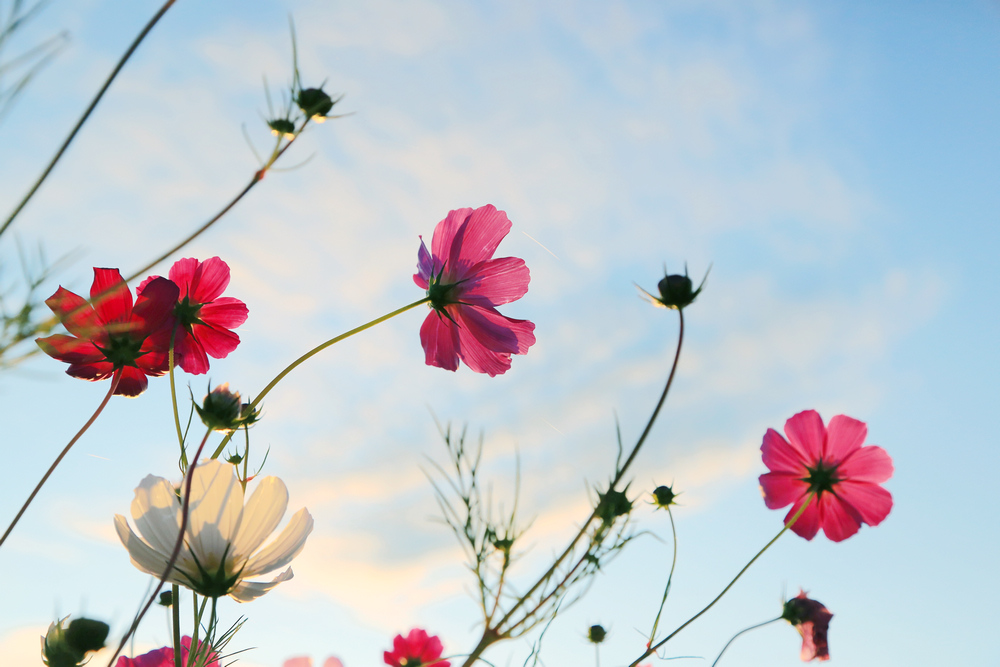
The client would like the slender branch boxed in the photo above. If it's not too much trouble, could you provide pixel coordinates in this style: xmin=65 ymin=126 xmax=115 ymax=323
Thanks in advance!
xmin=0 ymin=0 xmax=178 ymax=238
xmin=710 ymin=616 xmax=782 ymax=667
xmin=647 ymin=505 xmax=679 ymax=643
xmin=0 ymin=369 xmax=121 ymax=550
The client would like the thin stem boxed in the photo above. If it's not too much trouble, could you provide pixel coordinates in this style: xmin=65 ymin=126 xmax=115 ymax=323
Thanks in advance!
xmin=0 ymin=369 xmax=121 ymax=550
xmin=0 ymin=0 xmax=178 ymax=238
xmin=172 ymin=585 xmax=182 ymax=667
xmin=647 ymin=505 xmax=679 ymax=643
xmin=630 ymin=494 xmax=814 ymax=666
xmin=210 ymin=296 xmax=430 ymax=459
xmin=106 ymin=428 xmax=213 ymax=667
xmin=168 ymin=329 xmax=187 ymax=468
xmin=710 ymin=617 xmax=782 ymax=667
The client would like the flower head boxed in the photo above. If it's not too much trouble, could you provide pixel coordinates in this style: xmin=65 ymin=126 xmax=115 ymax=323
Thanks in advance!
xmin=36 ymin=268 xmax=179 ymax=397
xmin=139 ymin=257 xmax=248 ymax=375
xmin=114 ymin=459 xmax=312 ymax=602
xmin=42 ymin=616 xmax=109 ymax=667
xmin=414 ymin=205 xmax=535 ymax=377
xmin=283 ymin=657 xmax=344 ymax=667
xmin=781 ymin=590 xmax=833 ymax=662
xmin=759 ymin=410 xmax=894 ymax=542
xmin=637 ymin=265 xmax=709 ymax=310
xmin=114 ymin=637 xmax=218 ymax=667
xmin=383 ymin=629 xmax=449 ymax=667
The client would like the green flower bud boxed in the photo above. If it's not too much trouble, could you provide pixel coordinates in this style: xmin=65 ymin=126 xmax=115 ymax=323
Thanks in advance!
xmin=637 ymin=264 xmax=710 ymax=310
xmin=196 ymin=383 xmax=246 ymax=432
xmin=268 ymin=118 xmax=296 ymax=139
xmin=42 ymin=617 xmax=109 ymax=667
xmin=157 ymin=590 xmax=174 ymax=607
xmin=587 ymin=624 xmax=607 ymax=644
xmin=652 ymin=484 xmax=677 ymax=509
xmin=595 ymin=488 xmax=633 ymax=524
xmin=296 ymin=87 xmax=335 ymax=121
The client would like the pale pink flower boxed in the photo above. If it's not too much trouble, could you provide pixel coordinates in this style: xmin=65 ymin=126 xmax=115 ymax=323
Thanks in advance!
xmin=759 ymin=410 xmax=893 ymax=541
xmin=414 ymin=205 xmax=535 ymax=377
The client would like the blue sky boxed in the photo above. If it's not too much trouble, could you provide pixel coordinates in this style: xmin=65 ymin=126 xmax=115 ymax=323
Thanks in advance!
xmin=1 ymin=1 xmax=998 ymax=666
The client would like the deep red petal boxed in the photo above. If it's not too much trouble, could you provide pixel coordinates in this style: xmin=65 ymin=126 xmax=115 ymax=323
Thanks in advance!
xmin=835 ymin=480 xmax=893 ymax=527
xmin=187 ymin=257 xmax=232 ymax=303
xmin=786 ymin=494 xmax=820 ymax=540
xmin=198 ymin=298 xmax=248 ymax=329
xmin=454 ymin=305 xmax=535 ymax=376
xmin=420 ymin=311 xmax=460 ymax=371
xmin=132 ymin=277 xmax=180 ymax=337
xmin=90 ymin=268 xmax=133 ymax=325
xmin=817 ymin=493 xmax=862 ymax=542
xmin=758 ymin=472 xmax=807 ymax=509
xmin=135 ymin=274 xmax=163 ymax=296
xmin=837 ymin=444 xmax=894 ymax=484
xmin=136 ymin=327 xmax=173 ymax=375
xmin=447 ymin=205 xmax=512 ymax=273
xmin=783 ymin=410 xmax=825 ymax=463
xmin=65 ymin=361 xmax=115 ymax=382
xmin=36 ymin=334 xmax=106 ymax=365
xmin=44 ymin=287 xmax=104 ymax=341
xmin=174 ymin=331 xmax=210 ymax=375
xmin=824 ymin=414 xmax=867 ymax=461
xmin=190 ymin=321 xmax=240 ymax=358
xmin=457 ymin=257 xmax=530 ymax=307
xmin=114 ymin=366 xmax=149 ymax=397
xmin=166 ymin=258 xmax=200 ymax=298
xmin=760 ymin=428 xmax=807 ymax=474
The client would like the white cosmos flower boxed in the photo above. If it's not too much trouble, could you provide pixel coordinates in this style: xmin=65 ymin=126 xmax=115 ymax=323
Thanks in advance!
xmin=114 ymin=459 xmax=313 ymax=602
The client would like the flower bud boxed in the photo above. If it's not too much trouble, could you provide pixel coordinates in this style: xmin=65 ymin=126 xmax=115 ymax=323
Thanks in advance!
xmin=652 ymin=484 xmax=677 ymax=509
xmin=158 ymin=590 xmax=174 ymax=607
xmin=196 ymin=383 xmax=246 ymax=432
xmin=587 ymin=624 xmax=607 ymax=644
xmin=296 ymin=87 xmax=335 ymax=121
xmin=637 ymin=264 xmax=709 ymax=310
xmin=268 ymin=118 xmax=296 ymax=139
xmin=42 ymin=617 xmax=109 ymax=667
xmin=595 ymin=488 xmax=633 ymax=524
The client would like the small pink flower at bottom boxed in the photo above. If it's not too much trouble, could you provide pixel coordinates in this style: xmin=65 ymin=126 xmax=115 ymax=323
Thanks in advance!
xmin=414 ymin=205 xmax=535 ymax=377
xmin=115 ymin=636 xmax=218 ymax=667
xmin=384 ymin=629 xmax=450 ymax=667
xmin=782 ymin=590 xmax=833 ymax=661
xmin=283 ymin=658 xmax=344 ymax=667
xmin=758 ymin=410 xmax=894 ymax=542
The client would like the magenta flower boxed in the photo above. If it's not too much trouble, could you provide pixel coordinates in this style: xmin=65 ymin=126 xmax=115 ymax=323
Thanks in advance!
xmin=115 ymin=636 xmax=218 ymax=667
xmin=283 ymin=658 xmax=343 ymax=667
xmin=383 ymin=628 xmax=450 ymax=667
xmin=36 ymin=268 xmax=179 ymax=397
xmin=782 ymin=590 xmax=833 ymax=661
xmin=414 ymin=205 xmax=535 ymax=377
xmin=139 ymin=257 xmax=248 ymax=375
xmin=759 ymin=410 xmax=894 ymax=542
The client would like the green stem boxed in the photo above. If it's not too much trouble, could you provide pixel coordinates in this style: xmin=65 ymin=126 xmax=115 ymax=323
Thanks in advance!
xmin=647 ymin=505 xmax=679 ymax=643
xmin=210 ymin=296 xmax=430 ymax=459
xmin=0 ymin=0 xmax=178 ymax=239
xmin=168 ymin=329 xmax=187 ymax=469
xmin=630 ymin=494 xmax=814 ymax=666
xmin=710 ymin=616 xmax=782 ymax=667
xmin=172 ymin=585 xmax=182 ymax=667
xmin=0 ymin=368 xmax=121 ymax=550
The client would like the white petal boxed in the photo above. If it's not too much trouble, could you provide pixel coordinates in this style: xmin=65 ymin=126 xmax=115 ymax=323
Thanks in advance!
xmin=228 ymin=567 xmax=293 ymax=603
xmin=242 ymin=508 xmax=313 ymax=578
xmin=186 ymin=460 xmax=244 ymax=573
xmin=115 ymin=515 xmax=199 ymax=589
xmin=229 ymin=476 xmax=288 ymax=563
xmin=130 ymin=474 xmax=182 ymax=556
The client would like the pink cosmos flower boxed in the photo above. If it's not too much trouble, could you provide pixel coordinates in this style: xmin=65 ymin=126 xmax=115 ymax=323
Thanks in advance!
xmin=139 ymin=257 xmax=248 ymax=375
xmin=36 ymin=268 xmax=179 ymax=397
xmin=383 ymin=628 xmax=450 ymax=667
xmin=283 ymin=658 xmax=344 ymax=667
xmin=781 ymin=590 xmax=833 ymax=662
xmin=115 ymin=636 xmax=218 ymax=667
xmin=759 ymin=410 xmax=894 ymax=542
xmin=414 ymin=205 xmax=535 ymax=377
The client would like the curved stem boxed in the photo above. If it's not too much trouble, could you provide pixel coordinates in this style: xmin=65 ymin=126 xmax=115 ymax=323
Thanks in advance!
xmin=106 ymin=428 xmax=213 ymax=667
xmin=168 ymin=329 xmax=187 ymax=469
xmin=172 ymin=584 xmax=182 ymax=667
xmin=0 ymin=368 xmax=121 ymax=550
xmin=210 ymin=296 xmax=430 ymax=459
xmin=0 ymin=0 xmax=178 ymax=238
xmin=647 ymin=505 xmax=679 ymax=643
xmin=710 ymin=616 xmax=782 ymax=667
xmin=630 ymin=494 xmax=814 ymax=666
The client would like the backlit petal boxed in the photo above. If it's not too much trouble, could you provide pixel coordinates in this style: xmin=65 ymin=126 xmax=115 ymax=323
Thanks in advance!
xmin=759 ymin=472 xmax=807 ymax=509
xmin=760 ymin=428 xmax=807 ymax=474
xmin=817 ymin=493 xmax=862 ymax=542
xmin=825 ymin=414 xmax=867 ymax=461
xmin=199 ymin=297 xmax=248 ymax=329
xmin=431 ymin=208 xmax=473 ymax=272
xmin=167 ymin=258 xmax=200 ymax=297
xmin=64 ymin=361 xmax=115 ymax=383
xmin=453 ymin=305 xmax=535 ymax=377
xmin=114 ymin=366 xmax=149 ymax=397
xmin=447 ymin=204 xmax=512 ymax=273
xmin=90 ymin=268 xmax=132 ymax=325
xmin=35 ymin=334 xmax=105 ymax=365
xmin=131 ymin=277 xmax=179 ymax=337
xmin=242 ymin=508 xmax=313 ymax=577
xmin=420 ymin=311 xmax=460 ymax=371
xmin=186 ymin=460 xmax=244 ymax=572
xmin=835 ymin=480 xmax=893 ymax=527
xmin=228 ymin=567 xmax=294 ymax=603
xmin=44 ymin=287 xmax=103 ymax=341
xmin=786 ymin=494 xmax=820 ymax=540
xmin=457 ymin=257 xmax=530 ymax=307
xmin=838 ymin=445 xmax=894 ymax=484
xmin=189 ymin=321 xmax=240 ymax=358
xmin=783 ymin=410 xmax=825 ymax=463
xmin=230 ymin=476 xmax=289 ymax=562
xmin=131 ymin=475 xmax=182 ymax=556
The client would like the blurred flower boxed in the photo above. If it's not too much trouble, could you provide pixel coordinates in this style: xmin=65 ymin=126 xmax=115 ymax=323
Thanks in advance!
xmin=414 ymin=205 xmax=535 ymax=376
xmin=587 ymin=624 xmax=607 ymax=644
xmin=114 ymin=459 xmax=313 ymax=602
xmin=651 ymin=484 xmax=677 ymax=509
xmin=637 ymin=265 xmax=708 ymax=310
xmin=37 ymin=267 xmax=179 ymax=397
xmin=114 ymin=636 xmax=218 ymax=667
xmin=139 ymin=257 xmax=248 ymax=375
xmin=383 ymin=629 xmax=450 ymax=667
xmin=283 ymin=658 xmax=344 ymax=667
xmin=268 ymin=118 xmax=296 ymax=139
xmin=781 ymin=590 xmax=833 ymax=661
xmin=295 ymin=87 xmax=340 ymax=122
xmin=41 ymin=616 xmax=109 ymax=667
xmin=759 ymin=410 xmax=894 ymax=541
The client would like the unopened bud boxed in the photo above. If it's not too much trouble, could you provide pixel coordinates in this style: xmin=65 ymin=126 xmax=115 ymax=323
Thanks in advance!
xmin=196 ymin=383 xmax=246 ymax=432
xmin=296 ymin=87 xmax=335 ymax=120
xmin=587 ymin=624 xmax=607 ymax=644
xmin=42 ymin=617 xmax=109 ymax=667
xmin=652 ymin=485 xmax=677 ymax=509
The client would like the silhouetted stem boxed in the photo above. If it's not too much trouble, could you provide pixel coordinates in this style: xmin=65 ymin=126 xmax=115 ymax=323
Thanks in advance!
xmin=710 ymin=616 xmax=782 ymax=667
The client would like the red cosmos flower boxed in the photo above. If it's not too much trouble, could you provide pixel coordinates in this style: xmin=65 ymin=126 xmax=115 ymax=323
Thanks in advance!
xmin=383 ymin=628 xmax=450 ymax=667
xmin=36 ymin=268 xmax=179 ymax=397
xmin=115 ymin=636 xmax=219 ymax=667
xmin=781 ymin=590 xmax=833 ymax=662
xmin=759 ymin=410 xmax=894 ymax=542
xmin=139 ymin=257 xmax=248 ymax=374
xmin=414 ymin=205 xmax=535 ymax=377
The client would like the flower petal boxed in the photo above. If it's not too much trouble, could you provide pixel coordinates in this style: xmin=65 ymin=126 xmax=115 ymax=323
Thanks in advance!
xmin=199 ymin=297 xmax=248 ymax=329
xmin=786 ymin=494 xmax=820 ymax=540
xmin=131 ymin=474 xmax=182 ymax=556
xmin=837 ymin=444 xmax=894 ymax=484
xmin=817 ymin=493 xmax=862 ymax=542
xmin=44 ymin=287 xmax=104 ymax=341
xmin=242 ymin=508 xmax=313 ymax=578
xmin=189 ymin=321 xmax=240 ymax=359
xmin=90 ymin=268 xmax=133 ymax=326
xmin=420 ymin=311 xmax=460 ymax=371
xmin=228 ymin=567 xmax=294 ymax=603
xmin=760 ymin=428 xmax=806 ymax=474
xmin=63 ymin=361 xmax=115 ymax=383
xmin=431 ymin=208 xmax=473 ymax=270
xmin=835 ymin=480 xmax=893 ymax=528
xmin=35 ymin=334 xmax=105 ymax=365
xmin=187 ymin=257 xmax=232 ymax=304
xmin=824 ymin=414 xmax=867 ymax=461
xmin=454 ymin=305 xmax=535 ymax=377
xmin=173 ymin=331 xmax=210 ymax=375
xmin=131 ymin=277 xmax=179 ymax=338
xmin=186 ymin=460 xmax=244 ymax=572
xmin=114 ymin=366 xmax=150 ymax=397
xmin=230 ymin=476 xmax=289 ymax=562
xmin=457 ymin=257 xmax=530 ymax=307
xmin=166 ymin=258 xmax=200 ymax=298
xmin=447 ymin=204 xmax=512 ymax=273
xmin=758 ymin=472 xmax=807 ymax=510
xmin=114 ymin=514 xmax=194 ymax=588
xmin=414 ymin=236 xmax=434 ymax=288
xmin=783 ymin=410 xmax=826 ymax=464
